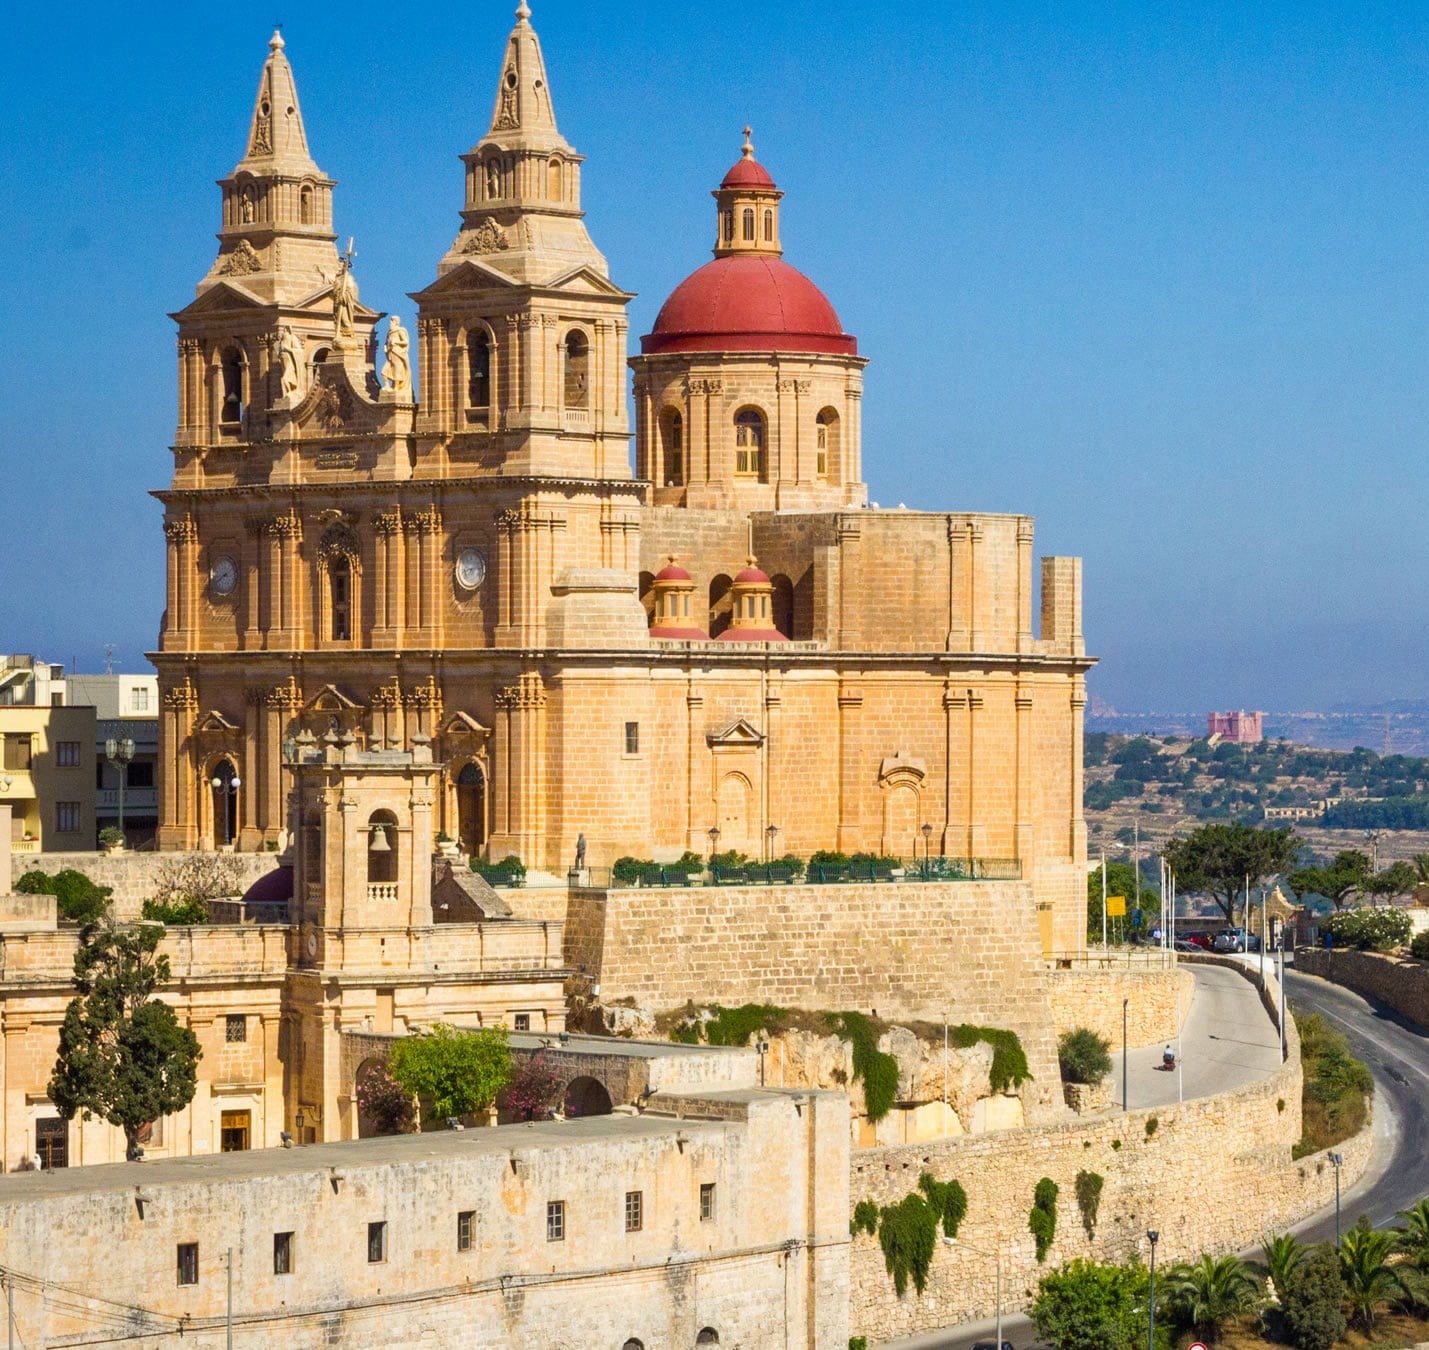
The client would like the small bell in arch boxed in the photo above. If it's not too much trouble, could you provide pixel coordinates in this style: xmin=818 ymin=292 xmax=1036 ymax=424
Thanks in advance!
xmin=369 ymin=824 xmax=392 ymax=853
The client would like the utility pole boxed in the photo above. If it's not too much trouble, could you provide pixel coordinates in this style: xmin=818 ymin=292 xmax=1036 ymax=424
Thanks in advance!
xmin=227 ymin=1247 xmax=234 ymax=1350
xmin=7 ymin=1273 xmax=14 ymax=1350
xmin=1122 ymin=998 xmax=1129 ymax=1113
xmin=1101 ymin=852 xmax=1108 ymax=953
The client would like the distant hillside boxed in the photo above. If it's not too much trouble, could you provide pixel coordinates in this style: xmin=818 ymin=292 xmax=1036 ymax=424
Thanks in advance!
xmin=1088 ymin=704 xmax=1429 ymax=756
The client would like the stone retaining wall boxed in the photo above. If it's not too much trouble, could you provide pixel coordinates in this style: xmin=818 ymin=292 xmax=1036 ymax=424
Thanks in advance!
xmin=9 ymin=850 xmax=282 ymax=920
xmin=849 ymin=958 xmax=1373 ymax=1343
xmin=565 ymin=880 xmax=1065 ymax=1122
xmin=1047 ymin=962 xmax=1194 ymax=1049
xmin=1296 ymin=948 xmax=1429 ymax=1030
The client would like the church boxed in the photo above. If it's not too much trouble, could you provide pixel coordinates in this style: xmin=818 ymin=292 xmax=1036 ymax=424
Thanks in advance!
xmin=152 ymin=5 xmax=1094 ymax=951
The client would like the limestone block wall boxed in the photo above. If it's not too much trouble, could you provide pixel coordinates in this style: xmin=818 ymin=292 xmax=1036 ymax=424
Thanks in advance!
xmin=1047 ymin=962 xmax=1195 ymax=1049
xmin=10 ymin=850 xmax=282 ymax=921
xmin=0 ymin=1091 xmax=849 ymax=1350
xmin=1295 ymin=948 xmax=1429 ymax=1030
xmin=566 ymin=880 xmax=1064 ymax=1122
xmin=848 ymin=961 xmax=1371 ymax=1344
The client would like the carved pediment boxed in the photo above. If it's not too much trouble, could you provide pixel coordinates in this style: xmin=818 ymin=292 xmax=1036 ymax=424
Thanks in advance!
xmin=169 ymin=280 xmax=267 ymax=322
xmin=440 ymin=711 xmax=493 ymax=739
xmin=304 ymin=684 xmax=363 ymax=713
xmin=707 ymin=717 xmax=765 ymax=749
xmin=879 ymin=751 xmax=927 ymax=785
xmin=409 ymin=258 xmax=521 ymax=301
xmin=193 ymin=709 xmax=241 ymax=735
xmin=543 ymin=264 xmax=635 ymax=300
xmin=292 ymin=367 xmax=380 ymax=435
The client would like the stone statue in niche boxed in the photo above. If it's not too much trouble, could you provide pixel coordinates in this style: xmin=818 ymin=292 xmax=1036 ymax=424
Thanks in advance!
xmin=574 ymin=833 xmax=586 ymax=869
xmin=277 ymin=326 xmax=304 ymax=398
xmin=381 ymin=316 xmax=411 ymax=395
xmin=241 ymin=188 xmax=255 ymax=223
xmin=331 ymin=251 xmax=358 ymax=342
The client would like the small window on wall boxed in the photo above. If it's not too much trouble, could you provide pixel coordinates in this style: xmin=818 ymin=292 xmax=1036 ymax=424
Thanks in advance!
xmin=56 ymin=741 xmax=81 ymax=767
xmin=368 ymin=1221 xmax=387 ymax=1264
xmin=700 ymin=1182 xmax=716 ymax=1220
xmin=661 ymin=410 xmax=684 ymax=485
xmin=226 ymin=1015 xmax=247 ymax=1043
xmin=457 ymin=1211 xmax=475 ymax=1252
xmin=36 ymin=1117 xmax=67 ymax=1170
xmin=55 ymin=801 xmax=81 ymax=833
xmin=763 ymin=209 xmax=774 ymax=240
xmin=131 ymin=687 xmax=150 ymax=712
xmin=546 ymin=1200 xmax=565 ymax=1242
xmin=721 ymin=209 xmax=734 ymax=243
xmin=274 ymin=1231 xmax=293 ymax=1275
xmin=128 ymin=761 xmax=155 ymax=789
xmin=624 ymin=722 xmax=640 ymax=755
xmin=514 ymin=1012 xmax=530 ymax=1032
xmin=219 ymin=348 xmax=244 ymax=425
xmin=816 ymin=408 xmax=839 ymax=478
xmin=734 ymin=409 xmax=766 ymax=477
xmin=329 ymin=558 xmax=352 ymax=642
xmin=4 ymin=735 xmax=33 ymax=770
xmin=469 ymin=330 xmax=492 ymax=413
xmin=564 ymin=330 xmax=590 ymax=409
xmin=624 ymin=1190 xmax=643 ymax=1233
xmin=177 ymin=1243 xmax=199 ymax=1286
xmin=742 ymin=208 xmax=755 ymax=241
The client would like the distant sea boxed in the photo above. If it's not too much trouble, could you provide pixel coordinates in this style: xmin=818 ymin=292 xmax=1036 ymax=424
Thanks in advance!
xmin=1087 ymin=700 xmax=1429 ymax=757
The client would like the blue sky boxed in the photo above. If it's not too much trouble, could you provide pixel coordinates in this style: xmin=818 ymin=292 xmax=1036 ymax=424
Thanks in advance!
xmin=6 ymin=1 xmax=1428 ymax=710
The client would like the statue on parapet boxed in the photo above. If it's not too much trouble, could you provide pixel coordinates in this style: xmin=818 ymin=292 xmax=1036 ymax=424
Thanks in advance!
xmin=277 ymin=326 xmax=304 ymax=398
xmin=331 ymin=245 xmax=358 ymax=342
xmin=381 ymin=316 xmax=411 ymax=395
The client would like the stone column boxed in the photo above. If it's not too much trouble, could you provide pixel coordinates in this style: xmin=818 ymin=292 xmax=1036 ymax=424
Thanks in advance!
xmin=685 ymin=687 xmax=704 ymax=854
xmin=967 ymin=520 xmax=984 ymax=651
xmin=495 ymin=509 xmax=518 ymax=646
xmin=946 ymin=517 xmax=971 ymax=652
xmin=240 ymin=690 xmax=262 ymax=851
xmin=1016 ymin=518 xmax=1035 ymax=653
xmin=836 ymin=684 xmax=862 ymax=851
xmin=1015 ymin=687 xmax=1034 ymax=867
xmin=163 ymin=518 xmax=198 ymax=650
xmin=241 ymin=520 xmax=262 ymax=649
xmin=836 ymin=518 xmax=861 ymax=650
xmin=160 ymin=682 xmax=200 ymax=850
xmin=0 ymin=802 xmax=11 ymax=897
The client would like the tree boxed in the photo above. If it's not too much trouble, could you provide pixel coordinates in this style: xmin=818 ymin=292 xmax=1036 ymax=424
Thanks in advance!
xmin=1030 ymin=1258 xmax=1159 ymax=1350
xmin=356 ymin=1061 xmax=414 ymax=1135
xmin=1289 ymin=849 xmax=1370 ymax=912
xmin=16 ymin=869 xmax=113 ymax=924
xmin=1365 ymin=859 xmax=1418 ymax=906
xmin=1280 ymin=1244 xmax=1346 ymax=1350
xmin=1164 ymin=823 xmax=1301 ymax=925
xmin=1088 ymin=861 xmax=1159 ymax=943
xmin=151 ymin=854 xmax=244 ymax=910
xmin=1338 ymin=1219 xmax=1410 ymax=1330
xmin=48 ymin=922 xmax=201 ymax=1158
xmin=1058 ymin=1028 xmax=1112 ymax=1085
xmin=1394 ymin=1196 xmax=1429 ymax=1272
xmin=1162 ymin=1253 xmax=1262 ymax=1342
xmin=499 ymin=1050 xmax=562 ymax=1122
xmin=388 ymin=1023 xmax=511 ymax=1126
xmin=1258 ymin=1231 xmax=1306 ymax=1301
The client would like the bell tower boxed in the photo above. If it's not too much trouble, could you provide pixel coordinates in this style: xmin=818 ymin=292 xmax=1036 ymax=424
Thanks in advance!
xmin=411 ymin=3 xmax=634 ymax=480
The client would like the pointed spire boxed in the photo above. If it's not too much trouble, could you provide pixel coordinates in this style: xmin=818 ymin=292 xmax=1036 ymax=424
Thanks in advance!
xmin=239 ymin=27 xmax=321 ymax=174
xmin=487 ymin=2 xmax=564 ymax=144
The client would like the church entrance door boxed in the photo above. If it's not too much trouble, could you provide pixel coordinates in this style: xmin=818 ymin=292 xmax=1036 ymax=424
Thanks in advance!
xmin=456 ymin=763 xmax=486 ymax=855
xmin=717 ymin=773 xmax=751 ymax=855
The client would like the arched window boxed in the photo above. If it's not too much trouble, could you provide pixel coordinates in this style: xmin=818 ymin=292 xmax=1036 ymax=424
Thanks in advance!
xmin=734 ymin=409 xmax=765 ymax=477
xmin=564 ymin=330 xmax=589 ymax=409
xmin=367 ymin=810 xmax=398 ymax=887
xmin=469 ymin=330 xmax=492 ymax=415
xmin=709 ymin=574 xmax=732 ymax=637
xmin=485 ymin=159 xmax=502 ymax=199
xmin=622 ymin=1340 xmax=644 ymax=1350
xmin=697 ymin=1332 xmax=721 ymax=1346
xmin=299 ymin=184 xmax=314 ymax=224
xmin=547 ymin=157 xmax=562 ymax=201
xmin=816 ymin=408 xmax=839 ymax=477
xmin=210 ymin=758 xmax=240 ymax=847
xmin=660 ymin=409 xmax=684 ymax=485
xmin=771 ymin=574 xmax=795 ymax=638
xmin=742 ymin=208 xmax=755 ymax=241
xmin=763 ymin=209 xmax=773 ymax=241
xmin=219 ymin=347 xmax=244 ymax=425
xmin=720 ymin=209 xmax=734 ymax=243
xmin=329 ymin=557 xmax=352 ymax=641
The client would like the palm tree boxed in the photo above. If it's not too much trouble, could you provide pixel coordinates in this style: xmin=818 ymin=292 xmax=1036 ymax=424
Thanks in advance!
xmin=1259 ymin=1232 xmax=1306 ymax=1303
xmin=1395 ymin=1197 xmax=1429 ymax=1268
xmin=1411 ymin=853 xmax=1429 ymax=885
xmin=1338 ymin=1221 xmax=1411 ymax=1329
xmin=1163 ymin=1253 xmax=1263 ymax=1342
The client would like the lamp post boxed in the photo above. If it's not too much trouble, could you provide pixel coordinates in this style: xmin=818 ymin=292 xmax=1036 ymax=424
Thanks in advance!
xmin=765 ymin=823 xmax=779 ymax=863
xmin=1147 ymin=1230 xmax=1159 ymax=1350
xmin=1329 ymin=1151 xmax=1343 ymax=1243
xmin=942 ymin=1235 xmax=1001 ymax=1345
xmin=211 ymin=769 xmax=241 ymax=847
xmin=922 ymin=822 xmax=933 ymax=877
xmin=756 ymin=1037 xmax=770 ymax=1086
xmin=708 ymin=825 xmax=720 ymax=862
xmin=1122 ymin=997 xmax=1129 ymax=1113
xmin=295 ymin=1108 xmax=305 ymax=1144
xmin=105 ymin=736 xmax=135 ymax=843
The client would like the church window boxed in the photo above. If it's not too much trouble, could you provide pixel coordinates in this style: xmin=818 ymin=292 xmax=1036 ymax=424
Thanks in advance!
xmin=367 ymin=811 xmax=398 ymax=886
xmin=624 ymin=722 xmax=640 ymax=755
xmin=763 ymin=209 xmax=774 ymax=241
xmin=742 ymin=208 xmax=755 ymax=241
xmin=547 ymin=157 xmax=562 ymax=200
xmin=299 ymin=184 xmax=314 ymax=224
xmin=486 ymin=159 xmax=502 ymax=199
xmin=734 ymin=409 xmax=765 ymax=477
xmin=816 ymin=408 xmax=839 ymax=477
xmin=219 ymin=347 xmax=244 ymax=425
xmin=661 ymin=409 xmax=684 ymax=484
xmin=721 ymin=209 xmax=734 ymax=243
xmin=469 ymin=330 xmax=492 ymax=414
xmin=564 ymin=330 xmax=590 ymax=409
xmin=329 ymin=558 xmax=352 ymax=641
xmin=225 ymin=1015 xmax=246 ymax=1043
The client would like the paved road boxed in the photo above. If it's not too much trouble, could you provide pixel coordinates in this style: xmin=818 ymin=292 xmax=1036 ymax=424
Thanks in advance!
xmin=883 ymin=960 xmax=1429 ymax=1350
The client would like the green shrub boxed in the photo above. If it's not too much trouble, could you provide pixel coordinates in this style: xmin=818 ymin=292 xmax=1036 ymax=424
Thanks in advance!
xmin=952 ymin=1024 xmax=1031 ymax=1092
xmin=1325 ymin=907 xmax=1412 ymax=951
xmin=1144 ymin=1115 xmax=1158 ymax=1138
xmin=1075 ymin=1170 xmax=1104 ymax=1239
xmin=849 ymin=1339 xmax=868 ymax=1350
xmin=141 ymin=897 xmax=210 ymax=925
xmin=877 ymin=1192 xmax=939 ymax=1297
xmin=51 ymin=870 xmax=113 ymax=924
xmin=1058 ymin=1028 xmax=1112 ymax=1084
xmin=1030 ymin=1177 xmax=1059 ymax=1262
xmin=14 ymin=870 xmax=53 ymax=894
xmin=1411 ymin=930 xmax=1429 ymax=961
xmin=1294 ymin=1012 xmax=1373 ymax=1154
xmin=1280 ymin=1243 xmax=1346 ymax=1350
xmin=918 ymin=1171 xmax=968 ymax=1239
xmin=827 ymin=1011 xmax=900 ymax=1122
xmin=98 ymin=826 xmax=125 ymax=848
xmin=471 ymin=854 xmax=526 ymax=884
xmin=1032 ymin=1257 xmax=1162 ymax=1350
xmin=851 ymin=1200 xmax=879 ymax=1236
xmin=704 ymin=1003 xmax=785 ymax=1047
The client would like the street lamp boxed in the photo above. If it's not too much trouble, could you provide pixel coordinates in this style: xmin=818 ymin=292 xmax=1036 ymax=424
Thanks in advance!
xmin=942 ymin=1235 xmax=1001 ymax=1345
xmin=756 ymin=1037 xmax=770 ymax=1086
xmin=708 ymin=826 xmax=720 ymax=861
xmin=1147 ymin=1230 xmax=1159 ymax=1350
xmin=765 ymin=823 xmax=779 ymax=863
xmin=1122 ymin=997 xmax=1129 ymax=1113
xmin=922 ymin=822 xmax=933 ymax=876
xmin=1329 ymin=1152 xmax=1344 ymax=1243
xmin=211 ymin=769 xmax=241 ymax=847
xmin=105 ymin=736 xmax=136 ymax=844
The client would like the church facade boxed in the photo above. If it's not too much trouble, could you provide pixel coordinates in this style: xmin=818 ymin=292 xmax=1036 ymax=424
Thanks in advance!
xmin=152 ymin=7 xmax=1094 ymax=950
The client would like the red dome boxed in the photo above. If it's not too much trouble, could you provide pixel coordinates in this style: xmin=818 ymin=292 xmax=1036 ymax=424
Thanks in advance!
xmin=734 ymin=564 xmax=770 ymax=584
xmin=654 ymin=560 xmax=692 ymax=583
xmin=650 ymin=622 xmax=710 ymax=641
xmin=720 ymin=155 xmax=776 ymax=189
xmin=642 ymin=256 xmax=857 ymax=356
xmin=716 ymin=626 xmax=787 ymax=644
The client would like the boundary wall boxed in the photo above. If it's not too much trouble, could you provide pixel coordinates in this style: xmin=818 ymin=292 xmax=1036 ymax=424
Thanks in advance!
xmin=564 ymin=880 xmax=1064 ymax=1121
xmin=1295 ymin=948 xmax=1429 ymax=1029
xmin=849 ymin=955 xmax=1373 ymax=1343
xmin=1047 ymin=958 xmax=1194 ymax=1048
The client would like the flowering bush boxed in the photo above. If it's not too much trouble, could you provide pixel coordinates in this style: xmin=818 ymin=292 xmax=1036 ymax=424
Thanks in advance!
xmin=356 ymin=1061 xmax=414 ymax=1135
xmin=499 ymin=1050 xmax=562 ymax=1122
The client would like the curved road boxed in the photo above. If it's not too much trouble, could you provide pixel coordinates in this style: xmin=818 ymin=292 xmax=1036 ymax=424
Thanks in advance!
xmin=884 ymin=959 xmax=1429 ymax=1350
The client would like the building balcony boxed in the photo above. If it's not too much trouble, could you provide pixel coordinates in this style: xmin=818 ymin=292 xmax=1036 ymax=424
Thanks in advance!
xmin=367 ymin=883 xmax=400 ymax=903
xmin=97 ymin=788 xmax=159 ymax=813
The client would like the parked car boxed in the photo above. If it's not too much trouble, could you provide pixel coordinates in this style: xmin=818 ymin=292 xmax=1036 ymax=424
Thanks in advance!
xmin=971 ymin=1342 xmax=1017 ymax=1350
xmin=1173 ymin=937 xmax=1201 ymax=952
xmin=1181 ymin=930 xmax=1214 ymax=950
xmin=1213 ymin=927 xmax=1261 ymax=953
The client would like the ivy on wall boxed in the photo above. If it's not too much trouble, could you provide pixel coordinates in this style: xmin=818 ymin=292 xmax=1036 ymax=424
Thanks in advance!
xmin=1029 ymin=1176 xmax=1059 ymax=1262
xmin=858 ymin=1171 xmax=970 ymax=1298
xmin=950 ymin=1024 xmax=1031 ymax=1092
xmin=828 ymin=1011 xmax=901 ymax=1121
xmin=1074 ymin=1170 xmax=1104 ymax=1240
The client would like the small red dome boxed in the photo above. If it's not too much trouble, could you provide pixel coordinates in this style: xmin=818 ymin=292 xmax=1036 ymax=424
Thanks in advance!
xmin=720 ymin=155 xmax=776 ymax=190
xmin=650 ymin=623 xmax=710 ymax=641
xmin=716 ymin=626 xmax=787 ymax=644
xmin=642 ymin=256 xmax=857 ymax=357
xmin=653 ymin=559 xmax=692 ymax=583
xmin=734 ymin=563 xmax=770 ymax=585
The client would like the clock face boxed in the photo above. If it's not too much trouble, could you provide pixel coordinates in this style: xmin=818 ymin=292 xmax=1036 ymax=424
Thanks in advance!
xmin=455 ymin=547 xmax=487 ymax=592
xmin=210 ymin=556 xmax=239 ymax=597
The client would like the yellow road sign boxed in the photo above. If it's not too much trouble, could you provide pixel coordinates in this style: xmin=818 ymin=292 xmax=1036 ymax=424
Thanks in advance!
xmin=1106 ymin=894 xmax=1127 ymax=917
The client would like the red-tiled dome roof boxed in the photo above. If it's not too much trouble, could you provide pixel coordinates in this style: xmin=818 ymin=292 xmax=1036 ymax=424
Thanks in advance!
xmin=653 ymin=559 xmax=692 ymax=582
xmin=642 ymin=256 xmax=857 ymax=357
xmin=734 ymin=562 xmax=770 ymax=584
xmin=720 ymin=155 xmax=776 ymax=189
